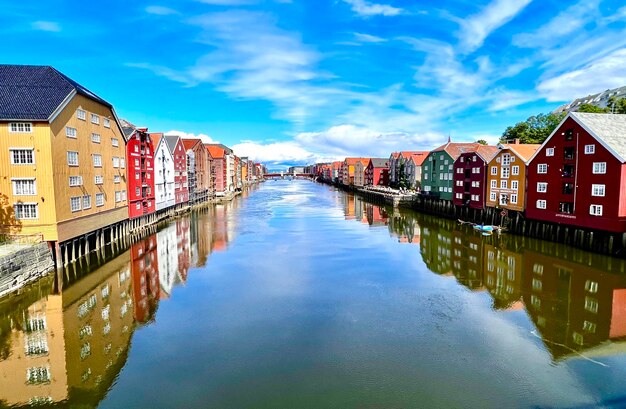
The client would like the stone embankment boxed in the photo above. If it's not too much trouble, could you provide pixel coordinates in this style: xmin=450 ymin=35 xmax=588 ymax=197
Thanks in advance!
xmin=0 ymin=242 xmax=54 ymax=297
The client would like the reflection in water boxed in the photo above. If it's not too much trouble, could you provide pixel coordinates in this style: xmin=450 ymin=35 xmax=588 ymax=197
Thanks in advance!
xmin=0 ymin=199 xmax=235 ymax=407
xmin=2 ymin=185 xmax=626 ymax=407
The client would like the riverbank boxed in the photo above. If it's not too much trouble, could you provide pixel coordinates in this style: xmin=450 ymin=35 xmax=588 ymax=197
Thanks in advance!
xmin=319 ymin=178 xmax=626 ymax=258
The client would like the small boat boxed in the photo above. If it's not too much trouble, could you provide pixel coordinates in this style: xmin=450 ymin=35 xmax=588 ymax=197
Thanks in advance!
xmin=458 ymin=219 xmax=505 ymax=235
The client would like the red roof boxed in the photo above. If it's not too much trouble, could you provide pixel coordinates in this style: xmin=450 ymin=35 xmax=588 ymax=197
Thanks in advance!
xmin=206 ymin=145 xmax=225 ymax=159
xmin=182 ymin=138 xmax=202 ymax=150
xmin=344 ymin=157 xmax=370 ymax=166
xmin=405 ymin=151 xmax=429 ymax=166
xmin=432 ymin=142 xmax=482 ymax=160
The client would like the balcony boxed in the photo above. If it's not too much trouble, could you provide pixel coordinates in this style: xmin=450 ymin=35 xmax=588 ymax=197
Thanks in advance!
xmin=562 ymin=183 xmax=574 ymax=195
xmin=562 ymin=164 xmax=575 ymax=178
xmin=564 ymin=147 xmax=575 ymax=161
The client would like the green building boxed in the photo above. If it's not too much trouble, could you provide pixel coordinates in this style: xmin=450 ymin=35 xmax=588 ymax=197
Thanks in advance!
xmin=421 ymin=141 xmax=480 ymax=201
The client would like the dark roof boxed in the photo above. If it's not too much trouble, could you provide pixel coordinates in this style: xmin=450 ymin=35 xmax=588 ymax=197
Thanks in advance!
xmin=369 ymin=158 xmax=389 ymax=168
xmin=120 ymin=118 xmax=137 ymax=138
xmin=164 ymin=134 xmax=181 ymax=153
xmin=0 ymin=65 xmax=112 ymax=121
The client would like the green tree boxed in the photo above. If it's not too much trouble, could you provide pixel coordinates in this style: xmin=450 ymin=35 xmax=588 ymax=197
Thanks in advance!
xmin=476 ymin=139 xmax=488 ymax=145
xmin=500 ymin=112 xmax=566 ymax=144
xmin=608 ymin=97 xmax=626 ymax=114
xmin=577 ymin=103 xmax=608 ymax=113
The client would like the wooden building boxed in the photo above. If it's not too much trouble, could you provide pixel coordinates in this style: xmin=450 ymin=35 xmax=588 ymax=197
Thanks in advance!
xmin=341 ymin=158 xmax=369 ymax=186
xmin=206 ymin=145 xmax=227 ymax=196
xmin=353 ymin=158 xmax=370 ymax=187
xmin=526 ymin=112 xmax=626 ymax=232
xmin=152 ymin=134 xmax=175 ymax=211
xmin=486 ymin=143 xmax=540 ymax=212
xmin=452 ymin=146 xmax=499 ymax=209
xmin=364 ymin=158 xmax=390 ymax=186
xmin=122 ymin=121 xmax=155 ymax=219
xmin=421 ymin=141 xmax=481 ymax=201
xmin=164 ymin=135 xmax=189 ymax=205
xmin=182 ymin=139 xmax=212 ymax=203
xmin=0 ymin=65 xmax=128 ymax=245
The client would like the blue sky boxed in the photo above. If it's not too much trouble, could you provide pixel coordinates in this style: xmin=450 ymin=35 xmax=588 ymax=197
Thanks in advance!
xmin=2 ymin=0 xmax=626 ymax=167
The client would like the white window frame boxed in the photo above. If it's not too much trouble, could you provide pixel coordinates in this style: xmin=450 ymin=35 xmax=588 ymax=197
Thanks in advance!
xmin=491 ymin=180 xmax=497 ymax=188
xmin=69 ymin=176 xmax=83 ymax=187
xmin=592 ymin=162 xmax=606 ymax=174
xmin=90 ymin=113 xmax=100 ymax=125
xmin=9 ymin=122 xmax=32 ymax=133
xmin=537 ymin=199 xmax=547 ymax=209
xmin=491 ymin=166 xmax=497 ymax=175
xmin=511 ymin=166 xmax=519 ymax=176
xmin=91 ymin=133 xmax=101 ymax=143
xmin=537 ymin=182 xmax=547 ymax=193
xmin=584 ymin=144 xmax=595 ymax=154
xmin=490 ymin=192 xmax=496 ymax=201
xmin=537 ymin=164 xmax=548 ymax=174
xmin=591 ymin=184 xmax=605 ymax=197
xmin=112 ymin=138 xmax=119 ymax=147
xmin=9 ymin=148 xmax=35 ymax=165
xmin=14 ymin=203 xmax=38 ymax=219
xmin=95 ymin=175 xmax=103 ymax=185
xmin=113 ymin=157 xmax=120 ymax=168
xmin=66 ymin=126 xmax=77 ymax=138
xmin=93 ymin=154 xmax=102 ymax=168
xmin=590 ymin=204 xmax=603 ymax=216
xmin=114 ymin=175 xmax=121 ymax=184
xmin=546 ymin=148 xmax=554 ymax=157
xmin=77 ymin=109 xmax=86 ymax=120
xmin=12 ymin=178 xmax=36 ymax=195
xmin=67 ymin=151 xmax=79 ymax=166
xmin=501 ymin=167 xmax=510 ymax=179
xmin=500 ymin=180 xmax=507 ymax=189
xmin=104 ymin=117 xmax=111 ymax=128
xmin=70 ymin=197 xmax=81 ymax=212
xmin=511 ymin=194 xmax=518 ymax=204
xmin=115 ymin=191 xmax=121 ymax=203
xmin=82 ymin=195 xmax=91 ymax=209
xmin=96 ymin=193 xmax=105 ymax=207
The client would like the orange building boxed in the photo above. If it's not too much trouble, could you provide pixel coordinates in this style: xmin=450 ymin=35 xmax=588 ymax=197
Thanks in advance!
xmin=486 ymin=143 xmax=540 ymax=211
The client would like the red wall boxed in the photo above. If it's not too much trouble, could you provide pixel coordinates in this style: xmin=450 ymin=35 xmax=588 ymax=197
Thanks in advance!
xmin=527 ymin=117 xmax=626 ymax=232
xmin=172 ymin=139 xmax=189 ymax=204
xmin=365 ymin=165 xmax=389 ymax=186
xmin=453 ymin=152 xmax=488 ymax=209
xmin=127 ymin=131 xmax=155 ymax=219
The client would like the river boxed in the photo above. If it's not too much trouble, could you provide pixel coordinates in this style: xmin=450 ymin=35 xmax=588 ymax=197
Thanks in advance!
xmin=1 ymin=179 xmax=626 ymax=408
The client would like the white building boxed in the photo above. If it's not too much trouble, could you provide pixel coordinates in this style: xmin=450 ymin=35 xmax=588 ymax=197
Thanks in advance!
xmin=153 ymin=134 xmax=175 ymax=211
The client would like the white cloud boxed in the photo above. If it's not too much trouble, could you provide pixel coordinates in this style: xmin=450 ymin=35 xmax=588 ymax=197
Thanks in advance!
xmin=31 ymin=21 xmax=61 ymax=32
xmin=342 ymin=0 xmax=402 ymax=17
xmin=165 ymin=130 xmax=218 ymax=145
xmin=145 ymin=5 xmax=180 ymax=15
xmin=537 ymin=48 xmax=626 ymax=102
xmin=457 ymin=0 xmax=532 ymax=53
xmin=231 ymin=141 xmax=324 ymax=165
xmin=354 ymin=32 xmax=387 ymax=43
xmin=512 ymin=0 xmax=599 ymax=48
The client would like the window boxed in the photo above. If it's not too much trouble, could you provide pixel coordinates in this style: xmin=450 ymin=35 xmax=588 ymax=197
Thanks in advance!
xmin=69 ymin=176 xmax=83 ymax=187
xmin=10 ymin=122 xmax=32 ymax=133
xmin=96 ymin=193 xmax=104 ymax=207
xmin=77 ymin=109 xmax=86 ymax=120
xmin=91 ymin=133 xmax=100 ymax=143
xmin=104 ymin=117 xmax=110 ymax=128
xmin=121 ymin=190 xmax=126 ymax=201
xmin=491 ymin=166 xmax=497 ymax=175
xmin=500 ymin=180 xmax=507 ymax=189
xmin=559 ymin=202 xmax=574 ymax=214
xmin=135 ymin=187 xmax=140 ymax=197
xmin=590 ymin=204 xmax=603 ymax=216
xmin=26 ymin=367 xmax=50 ymax=384
xmin=536 ymin=200 xmax=547 ymax=209
xmin=565 ymin=129 xmax=574 ymax=141
xmin=136 ymin=202 xmax=141 ymax=210
xmin=112 ymin=138 xmax=119 ymax=147
xmin=562 ymin=164 xmax=574 ymax=178
xmin=592 ymin=184 xmax=605 ymax=197
xmin=90 ymin=113 xmax=100 ymax=124
xmin=120 ymin=158 xmax=125 ymax=168
xmin=491 ymin=180 xmax=497 ymax=188
xmin=501 ymin=154 xmax=510 ymax=166
xmin=115 ymin=191 xmax=121 ymax=202
xmin=93 ymin=154 xmax=102 ymax=167
xmin=456 ymin=168 xmax=463 ymax=174
xmin=14 ymin=203 xmax=38 ymax=219
xmin=593 ymin=162 xmax=606 ymax=174
xmin=511 ymin=181 xmax=518 ymax=190
xmin=439 ymin=165 xmax=443 ymax=171
xmin=134 ymin=159 xmax=139 ymax=167
xmin=501 ymin=167 xmax=510 ymax=179
xmin=546 ymin=148 xmax=554 ymax=157
xmin=490 ymin=192 xmax=496 ymax=201
xmin=114 ymin=175 xmax=120 ymax=184
xmin=584 ymin=296 xmax=598 ymax=313
xmin=562 ymin=183 xmax=574 ymax=194
xmin=584 ymin=144 xmax=595 ymax=154
xmin=113 ymin=157 xmax=120 ymax=168
xmin=67 ymin=151 xmax=79 ymax=166
xmin=12 ymin=179 xmax=36 ymax=195
xmin=10 ymin=149 xmax=34 ymax=164
xmin=70 ymin=197 xmax=81 ymax=212
xmin=511 ymin=166 xmax=519 ymax=176
xmin=95 ymin=175 xmax=103 ymax=185
xmin=82 ymin=195 xmax=91 ymax=209
xmin=585 ymin=280 xmax=598 ymax=294
xmin=511 ymin=194 xmax=518 ymax=204
xmin=537 ymin=164 xmax=547 ymax=174
xmin=499 ymin=193 xmax=508 ymax=205
xmin=456 ymin=180 xmax=462 ymax=187
xmin=66 ymin=126 xmax=77 ymax=138
xmin=564 ymin=147 xmax=575 ymax=160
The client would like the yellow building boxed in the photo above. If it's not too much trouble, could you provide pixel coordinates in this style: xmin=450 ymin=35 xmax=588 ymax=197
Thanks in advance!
xmin=486 ymin=143 xmax=540 ymax=212
xmin=0 ymin=65 xmax=128 ymax=245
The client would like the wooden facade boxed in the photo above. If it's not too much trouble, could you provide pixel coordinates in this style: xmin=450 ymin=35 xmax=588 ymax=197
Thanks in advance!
xmin=452 ymin=146 xmax=498 ymax=209
xmin=125 ymin=126 xmax=155 ymax=219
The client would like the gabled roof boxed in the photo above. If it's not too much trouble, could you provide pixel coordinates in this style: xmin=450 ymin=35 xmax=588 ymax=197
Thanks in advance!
xmin=206 ymin=143 xmax=233 ymax=155
xmin=431 ymin=142 xmax=481 ymax=160
xmin=473 ymin=145 xmax=500 ymax=162
xmin=182 ymin=138 xmax=202 ymax=150
xmin=164 ymin=134 xmax=182 ymax=153
xmin=529 ymin=112 xmax=626 ymax=163
xmin=369 ymin=158 xmax=389 ymax=168
xmin=390 ymin=152 xmax=400 ymax=159
xmin=151 ymin=133 xmax=166 ymax=153
xmin=344 ymin=157 xmax=370 ymax=166
xmin=498 ymin=143 xmax=541 ymax=163
xmin=206 ymin=145 xmax=225 ymax=159
xmin=406 ymin=151 xmax=429 ymax=166
xmin=0 ymin=64 xmax=112 ymax=120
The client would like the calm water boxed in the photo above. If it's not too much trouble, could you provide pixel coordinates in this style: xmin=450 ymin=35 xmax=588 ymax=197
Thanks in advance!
xmin=2 ymin=180 xmax=626 ymax=408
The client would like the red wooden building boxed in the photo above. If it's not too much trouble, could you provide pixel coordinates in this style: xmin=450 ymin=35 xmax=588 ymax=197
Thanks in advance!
xmin=207 ymin=145 xmax=227 ymax=196
xmin=122 ymin=121 xmax=155 ymax=219
xmin=452 ymin=146 xmax=499 ymax=209
xmin=164 ymin=135 xmax=189 ymax=205
xmin=365 ymin=158 xmax=390 ymax=186
xmin=526 ymin=112 xmax=626 ymax=232
xmin=131 ymin=234 xmax=159 ymax=324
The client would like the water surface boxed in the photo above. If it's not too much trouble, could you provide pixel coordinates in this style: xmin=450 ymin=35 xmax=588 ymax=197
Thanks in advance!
xmin=1 ymin=180 xmax=626 ymax=408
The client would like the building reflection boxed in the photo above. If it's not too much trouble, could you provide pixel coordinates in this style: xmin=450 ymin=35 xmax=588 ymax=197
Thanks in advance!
xmin=0 ymin=205 xmax=228 ymax=407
